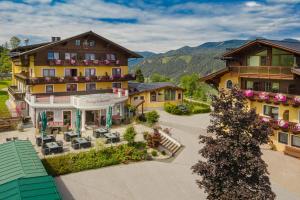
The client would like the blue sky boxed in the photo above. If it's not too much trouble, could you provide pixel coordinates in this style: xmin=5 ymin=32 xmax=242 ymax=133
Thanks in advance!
xmin=0 ymin=0 xmax=300 ymax=52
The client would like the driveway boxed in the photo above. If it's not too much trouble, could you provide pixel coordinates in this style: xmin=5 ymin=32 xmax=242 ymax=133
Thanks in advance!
xmin=56 ymin=111 xmax=300 ymax=200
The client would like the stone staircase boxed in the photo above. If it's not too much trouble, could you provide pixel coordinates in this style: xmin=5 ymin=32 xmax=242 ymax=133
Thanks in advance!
xmin=159 ymin=130 xmax=182 ymax=155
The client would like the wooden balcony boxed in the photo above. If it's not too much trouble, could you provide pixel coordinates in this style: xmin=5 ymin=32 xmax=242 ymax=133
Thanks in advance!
xmin=258 ymin=116 xmax=300 ymax=133
xmin=8 ymin=86 xmax=25 ymax=101
xmin=15 ymin=74 xmax=136 ymax=85
xmin=242 ymin=90 xmax=300 ymax=107
xmin=230 ymin=66 xmax=294 ymax=80
xmin=48 ymin=59 xmax=121 ymax=66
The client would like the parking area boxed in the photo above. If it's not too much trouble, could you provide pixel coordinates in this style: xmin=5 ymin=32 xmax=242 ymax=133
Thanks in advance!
xmin=55 ymin=111 xmax=300 ymax=200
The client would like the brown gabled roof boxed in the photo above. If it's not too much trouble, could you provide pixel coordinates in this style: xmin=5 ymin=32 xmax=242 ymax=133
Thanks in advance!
xmin=128 ymin=82 xmax=183 ymax=95
xmin=223 ymin=39 xmax=300 ymax=57
xmin=11 ymin=31 xmax=142 ymax=58
xmin=199 ymin=67 xmax=229 ymax=82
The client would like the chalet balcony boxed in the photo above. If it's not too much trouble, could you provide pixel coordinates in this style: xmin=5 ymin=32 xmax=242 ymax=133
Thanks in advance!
xmin=15 ymin=74 xmax=136 ymax=85
xmin=48 ymin=59 xmax=121 ymax=66
xmin=230 ymin=66 xmax=294 ymax=80
xmin=8 ymin=86 xmax=25 ymax=101
xmin=242 ymin=90 xmax=300 ymax=107
xmin=258 ymin=116 xmax=300 ymax=134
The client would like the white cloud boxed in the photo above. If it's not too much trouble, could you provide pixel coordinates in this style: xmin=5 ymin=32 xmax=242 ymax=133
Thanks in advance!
xmin=245 ymin=1 xmax=261 ymax=7
xmin=0 ymin=0 xmax=299 ymax=52
xmin=23 ymin=0 xmax=52 ymax=4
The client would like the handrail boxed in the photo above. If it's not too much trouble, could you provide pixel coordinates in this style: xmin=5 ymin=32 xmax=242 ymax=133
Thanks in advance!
xmin=159 ymin=130 xmax=181 ymax=147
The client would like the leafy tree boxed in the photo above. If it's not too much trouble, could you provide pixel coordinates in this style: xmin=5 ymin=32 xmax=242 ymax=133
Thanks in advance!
xmin=0 ymin=46 xmax=11 ymax=73
xmin=135 ymin=68 xmax=145 ymax=83
xmin=123 ymin=126 xmax=137 ymax=145
xmin=180 ymin=73 xmax=198 ymax=97
xmin=10 ymin=36 xmax=21 ymax=49
xmin=150 ymin=73 xmax=171 ymax=82
xmin=192 ymin=87 xmax=275 ymax=200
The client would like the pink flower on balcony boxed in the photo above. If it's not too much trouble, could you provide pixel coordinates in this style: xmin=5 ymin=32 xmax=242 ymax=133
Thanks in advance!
xmin=293 ymin=96 xmax=300 ymax=105
xmin=93 ymin=60 xmax=99 ymax=65
xmin=116 ymin=60 xmax=120 ymax=65
xmin=261 ymin=117 xmax=270 ymax=122
xmin=55 ymin=59 xmax=62 ymax=65
xmin=293 ymin=123 xmax=300 ymax=133
xmin=83 ymin=60 xmax=89 ymax=65
xmin=70 ymin=59 xmax=76 ymax=65
xmin=73 ymin=76 xmax=79 ymax=81
xmin=244 ymin=90 xmax=254 ymax=98
xmin=85 ymin=76 xmax=90 ymax=81
xmin=278 ymin=119 xmax=289 ymax=129
xmin=259 ymin=92 xmax=269 ymax=101
xmin=274 ymin=93 xmax=287 ymax=103
xmin=104 ymin=60 xmax=110 ymax=65
xmin=45 ymin=77 xmax=51 ymax=82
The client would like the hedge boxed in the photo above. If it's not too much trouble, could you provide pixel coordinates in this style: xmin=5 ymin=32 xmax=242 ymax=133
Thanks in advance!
xmin=164 ymin=102 xmax=211 ymax=115
xmin=42 ymin=143 xmax=147 ymax=176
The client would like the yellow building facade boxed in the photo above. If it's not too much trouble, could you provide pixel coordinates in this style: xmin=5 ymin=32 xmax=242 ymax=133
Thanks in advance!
xmin=201 ymin=39 xmax=300 ymax=157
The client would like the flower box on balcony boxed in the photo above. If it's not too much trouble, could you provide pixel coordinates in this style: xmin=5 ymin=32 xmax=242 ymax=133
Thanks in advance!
xmin=274 ymin=93 xmax=287 ymax=104
xmin=244 ymin=90 xmax=254 ymax=98
xmin=261 ymin=117 xmax=271 ymax=123
xmin=293 ymin=96 xmax=300 ymax=107
xmin=93 ymin=60 xmax=99 ymax=65
xmin=258 ymin=92 xmax=269 ymax=102
xmin=278 ymin=119 xmax=289 ymax=130
xmin=55 ymin=59 xmax=62 ymax=65
xmin=116 ymin=60 xmax=120 ymax=65
xmin=45 ymin=77 xmax=52 ymax=83
xmin=83 ymin=60 xmax=89 ymax=66
xmin=100 ymin=75 xmax=110 ymax=81
xmin=104 ymin=60 xmax=110 ymax=65
xmin=70 ymin=59 xmax=76 ymax=65
xmin=292 ymin=123 xmax=300 ymax=134
xmin=59 ymin=77 xmax=64 ymax=83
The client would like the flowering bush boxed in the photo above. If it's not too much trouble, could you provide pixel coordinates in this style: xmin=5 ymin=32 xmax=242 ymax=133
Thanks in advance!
xmin=244 ymin=90 xmax=254 ymax=98
xmin=259 ymin=92 xmax=269 ymax=101
xmin=274 ymin=93 xmax=287 ymax=103
xmin=278 ymin=119 xmax=289 ymax=129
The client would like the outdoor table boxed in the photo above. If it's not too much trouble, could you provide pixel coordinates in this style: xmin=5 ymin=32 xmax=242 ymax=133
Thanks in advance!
xmin=43 ymin=141 xmax=63 ymax=155
xmin=72 ymin=137 xmax=91 ymax=149
xmin=93 ymin=128 xmax=108 ymax=138
xmin=64 ymin=131 xmax=78 ymax=142
xmin=36 ymin=135 xmax=55 ymax=146
xmin=104 ymin=132 xmax=120 ymax=143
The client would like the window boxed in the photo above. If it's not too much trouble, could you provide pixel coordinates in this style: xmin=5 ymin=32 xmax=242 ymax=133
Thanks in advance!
xmin=283 ymin=110 xmax=289 ymax=121
xmin=271 ymin=82 xmax=279 ymax=93
xmin=65 ymin=69 xmax=77 ymax=77
xmin=86 ymin=83 xmax=96 ymax=91
xmin=150 ymin=91 xmax=157 ymax=102
xmin=45 ymin=85 xmax=53 ymax=93
xmin=112 ymin=82 xmax=121 ymax=88
xmin=66 ymin=84 xmax=77 ymax=92
xmin=140 ymin=96 xmax=144 ymax=100
xmin=112 ymin=68 xmax=121 ymax=77
xmin=178 ymin=93 xmax=182 ymax=100
xmin=253 ymin=82 xmax=260 ymax=91
xmin=43 ymin=69 xmax=55 ymax=77
xmin=260 ymin=56 xmax=267 ymax=66
xmin=278 ymin=132 xmax=288 ymax=144
xmin=89 ymin=40 xmax=95 ymax=46
xmin=133 ymin=96 xmax=138 ymax=101
xmin=264 ymin=82 xmax=279 ymax=92
xmin=291 ymin=135 xmax=300 ymax=148
xmin=106 ymin=54 xmax=116 ymax=61
xmin=85 ymin=68 xmax=96 ymax=76
xmin=226 ymin=80 xmax=233 ymax=89
xmin=263 ymin=105 xmax=279 ymax=120
xmin=75 ymin=40 xmax=80 ymax=46
xmin=46 ymin=111 xmax=54 ymax=122
xmin=288 ymin=84 xmax=296 ymax=94
xmin=85 ymin=53 xmax=95 ymax=60
xmin=48 ymin=52 xmax=59 ymax=60
xmin=165 ymin=89 xmax=176 ymax=101
xmin=246 ymin=80 xmax=253 ymax=90
xmin=65 ymin=53 xmax=77 ymax=60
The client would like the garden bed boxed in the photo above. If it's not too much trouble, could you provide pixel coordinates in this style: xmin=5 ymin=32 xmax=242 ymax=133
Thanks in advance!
xmin=42 ymin=143 xmax=148 ymax=176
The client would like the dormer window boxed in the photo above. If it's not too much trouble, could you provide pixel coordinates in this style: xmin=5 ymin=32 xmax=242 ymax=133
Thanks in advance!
xmin=75 ymin=40 xmax=80 ymax=46
xmin=89 ymin=40 xmax=95 ymax=47
xmin=48 ymin=51 xmax=59 ymax=60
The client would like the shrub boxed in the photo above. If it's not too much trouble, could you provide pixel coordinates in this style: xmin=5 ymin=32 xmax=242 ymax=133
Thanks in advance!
xmin=151 ymin=150 xmax=158 ymax=157
xmin=164 ymin=103 xmax=185 ymax=115
xmin=138 ymin=114 xmax=146 ymax=122
xmin=161 ymin=150 xmax=166 ymax=156
xmin=164 ymin=102 xmax=211 ymax=115
xmin=42 ymin=144 xmax=147 ymax=176
xmin=145 ymin=110 xmax=160 ymax=125
xmin=123 ymin=126 xmax=137 ymax=145
xmin=143 ymin=131 xmax=149 ymax=140
xmin=191 ymin=105 xmax=211 ymax=114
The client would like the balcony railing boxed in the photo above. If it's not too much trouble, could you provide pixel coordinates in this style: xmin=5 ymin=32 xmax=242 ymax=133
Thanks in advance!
xmin=242 ymin=90 xmax=300 ymax=107
xmin=16 ymin=74 xmax=135 ymax=85
xmin=231 ymin=66 xmax=293 ymax=79
xmin=48 ymin=59 xmax=121 ymax=66
xmin=258 ymin=116 xmax=300 ymax=133
xmin=8 ymin=86 xmax=25 ymax=101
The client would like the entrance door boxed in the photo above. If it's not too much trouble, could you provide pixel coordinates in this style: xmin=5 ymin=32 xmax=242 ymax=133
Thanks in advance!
xmin=63 ymin=111 xmax=71 ymax=127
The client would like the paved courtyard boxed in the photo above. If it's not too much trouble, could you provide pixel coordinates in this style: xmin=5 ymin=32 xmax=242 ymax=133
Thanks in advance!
xmin=54 ymin=111 xmax=300 ymax=200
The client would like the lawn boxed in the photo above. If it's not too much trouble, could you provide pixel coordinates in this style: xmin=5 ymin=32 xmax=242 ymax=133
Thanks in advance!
xmin=0 ymin=80 xmax=11 ymax=118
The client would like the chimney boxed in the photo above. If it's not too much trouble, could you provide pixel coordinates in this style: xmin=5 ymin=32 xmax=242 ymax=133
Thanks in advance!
xmin=24 ymin=38 xmax=29 ymax=46
xmin=51 ymin=37 xmax=61 ymax=42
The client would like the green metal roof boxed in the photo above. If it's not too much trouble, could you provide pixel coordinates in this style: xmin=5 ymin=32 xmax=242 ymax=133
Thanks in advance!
xmin=0 ymin=140 xmax=47 ymax=185
xmin=0 ymin=175 xmax=61 ymax=200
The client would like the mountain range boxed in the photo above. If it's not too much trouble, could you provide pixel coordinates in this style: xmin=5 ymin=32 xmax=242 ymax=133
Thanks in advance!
xmin=130 ymin=38 xmax=300 ymax=81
